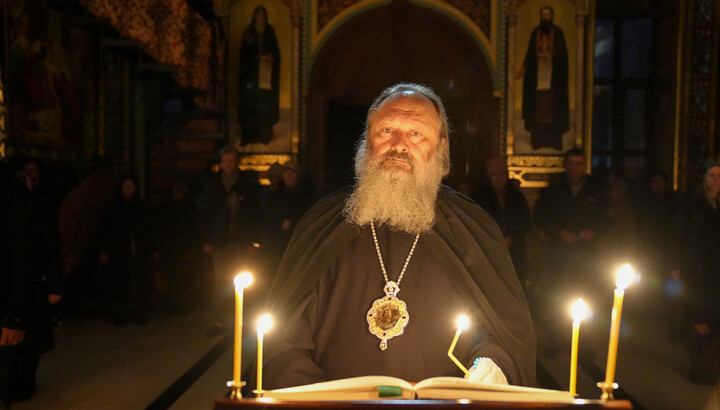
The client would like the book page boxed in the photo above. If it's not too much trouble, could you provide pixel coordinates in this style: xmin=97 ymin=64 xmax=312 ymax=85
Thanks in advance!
xmin=414 ymin=377 xmax=574 ymax=402
xmin=263 ymin=376 xmax=415 ymax=400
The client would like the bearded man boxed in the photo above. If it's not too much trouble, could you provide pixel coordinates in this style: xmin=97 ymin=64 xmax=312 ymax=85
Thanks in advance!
xmin=263 ymin=84 xmax=536 ymax=389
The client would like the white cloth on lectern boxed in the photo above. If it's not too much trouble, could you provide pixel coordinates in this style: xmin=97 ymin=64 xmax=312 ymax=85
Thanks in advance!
xmin=466 ymin=357 xmax=508 ymax=385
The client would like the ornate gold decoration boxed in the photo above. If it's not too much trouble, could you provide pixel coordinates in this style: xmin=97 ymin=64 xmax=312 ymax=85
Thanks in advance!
xmin=508 ymin=155 xmax=564 ymax=168
xmin=367 ymin=222 xmax=419 ymax=351
xmin=367 ymin=282 xmax=410 ymax=351
xmin=237 ymin=154 xmax=293 ymax=172
xmin=508 ymin=155 xmax=564 ymax=188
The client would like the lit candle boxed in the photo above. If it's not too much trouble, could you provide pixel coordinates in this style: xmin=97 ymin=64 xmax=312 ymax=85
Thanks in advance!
xmin=256 ymin=314 xmax=273 ymax=397
xmin=570 ymin=298 xmax=589 ymax=397
xmin=448 ymin=315 xmax=470 ymax=375
xmin=603 ymin=264 xmax=635 ymax=396
xmin=231 ymin=272 xmax=253 ymax=395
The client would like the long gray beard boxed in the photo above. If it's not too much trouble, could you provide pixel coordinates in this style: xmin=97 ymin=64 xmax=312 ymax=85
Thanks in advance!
xmin=344 ymin=144 xmax=447 ymax=234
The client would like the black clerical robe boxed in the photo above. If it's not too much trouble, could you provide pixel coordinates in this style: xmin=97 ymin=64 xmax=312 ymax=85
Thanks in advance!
xmin=263 ymin=186 xmax=536 ymax=388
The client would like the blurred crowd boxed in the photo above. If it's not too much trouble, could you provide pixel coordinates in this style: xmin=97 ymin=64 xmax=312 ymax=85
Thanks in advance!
xmin=1 ymin=146 xmax=719 ymax=407
xmin=0 ymin=148 xmax=314 ymax=407
xmin=461 ymin=151 xmax=720 ymax=386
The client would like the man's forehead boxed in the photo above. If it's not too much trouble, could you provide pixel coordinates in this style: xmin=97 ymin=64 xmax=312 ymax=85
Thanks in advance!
xmin=373 ymin=94 xmax=438 ymax=122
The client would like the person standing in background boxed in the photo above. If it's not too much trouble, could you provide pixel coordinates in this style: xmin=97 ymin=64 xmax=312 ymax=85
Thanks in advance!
xmin=473 ymin=157 xmax=532 ymax=284
xmin=533 ymin=149 xmax=606 ymax=356
xmin=2 ymin=159 xmax=62 ymax=405
xmin=261 ymin=160 xmax=313 ymax=280
xmin=682 ymin=159 xmax=720 ymax=384
xmin=97 ymin=176 xmax=149 ymax=327
xmin=201 ymin=146 xmax=261 ymax=336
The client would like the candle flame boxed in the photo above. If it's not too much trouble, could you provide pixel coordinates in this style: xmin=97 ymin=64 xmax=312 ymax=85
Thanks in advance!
xmin=615 ymin=264 xmax=635 ymax=290
xmin=234 ymin=272 xmax=253 ymax=289
xmin=257 ymin=314 xmax=273 ymax=335
xmin=456 ymin=315 xmax=470 ymax=331
xmin=571 ymin=298 xmax=589 ymax=323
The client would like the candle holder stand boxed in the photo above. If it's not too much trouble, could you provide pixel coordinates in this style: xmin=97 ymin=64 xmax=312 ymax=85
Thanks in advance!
xmin=227 ymin=380 xmax=246 ymax=400
xmin=253 ymin=390 xmax=265 ymax=398
xmin=597 ymin=381 xmax=618 ymax=400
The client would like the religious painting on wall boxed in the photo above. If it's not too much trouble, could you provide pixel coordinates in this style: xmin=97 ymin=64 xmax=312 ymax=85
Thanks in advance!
xmin=231 ymin=0 xmax=295 ymax=156
xmin=6 ymin=0 xmax=94 ymax=157
xmin=505 ymin=0 xmax=589 ymax=187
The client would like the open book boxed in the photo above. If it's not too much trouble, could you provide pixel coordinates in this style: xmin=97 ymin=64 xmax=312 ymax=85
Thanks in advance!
xmin=263 ymin=376 xmax=575 ymax=402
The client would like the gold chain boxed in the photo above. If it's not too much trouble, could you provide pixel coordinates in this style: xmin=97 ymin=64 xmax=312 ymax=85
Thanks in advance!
xmin=370 ymin=222 xmax=420 ymax=287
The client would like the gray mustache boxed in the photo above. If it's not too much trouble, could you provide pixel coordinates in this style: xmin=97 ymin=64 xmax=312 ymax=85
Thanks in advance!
xmin=381 ymin=151 xmax=414 ymax=165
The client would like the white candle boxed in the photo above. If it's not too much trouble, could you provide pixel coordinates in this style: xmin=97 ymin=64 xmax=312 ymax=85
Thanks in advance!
xmin=570 ymin=298 xmax=589 ymax=397
xmin=232 ymin=272 xmax=253 ymax=389
xmin=256 ymin=314 xmax=273 ymax=396
xmin=448 ymin=315 xmax=470 ymax=375
xmin=604 ymin=265 xmax=635 ymax=391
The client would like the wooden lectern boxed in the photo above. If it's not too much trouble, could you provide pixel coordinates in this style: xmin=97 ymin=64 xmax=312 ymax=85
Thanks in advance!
xmin=215 ymin=398 xmax=632 ymax=409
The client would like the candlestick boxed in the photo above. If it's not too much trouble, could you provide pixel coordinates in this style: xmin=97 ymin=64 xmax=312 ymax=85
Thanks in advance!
xmin=601 ymin=264 xmax=635 ymax=400
xmin=255 ymin=314 xmax=273 ymax=397
xmin=570 ymin=298 xmax=589 ymax=397
xmin=448 ymin=315 xmax=470 ymax=375
xmin=229 ymin=272 xmax=253 ymax=399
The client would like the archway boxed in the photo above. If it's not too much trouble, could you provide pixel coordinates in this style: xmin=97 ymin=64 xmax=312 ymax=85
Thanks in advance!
xmin=306 ymin=0 xmax=499 ymax=193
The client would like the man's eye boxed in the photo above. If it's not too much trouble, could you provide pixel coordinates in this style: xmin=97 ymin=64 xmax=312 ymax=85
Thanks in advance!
xmin=410 ymin=131 xmax=421 ymax=136
xmin=383 ymin=128 xmax=392 ymax=133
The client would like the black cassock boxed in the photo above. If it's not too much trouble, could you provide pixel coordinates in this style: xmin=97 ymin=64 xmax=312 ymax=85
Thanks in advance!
xmin=263 ymin=187 xmax=537 ymax=389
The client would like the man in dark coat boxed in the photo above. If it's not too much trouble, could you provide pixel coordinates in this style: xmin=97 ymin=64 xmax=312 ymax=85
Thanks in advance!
xmin=262 ymin=84 xmax=536 ymax=389
xmin=201 ymin=146 xmax=261 ymax=334
xmin=521 ymin=6 xmax=569 ymax=151
xmin=473 ymin=157 xmax=532 ymax=284
xmin=0 ymin=161 xmax=28 ymax=408
xmin=533 ymin=148 xmax=606 ymax=355
xmin=1 ymin=160 xmax=62 ymax=406
xmin=97 ymin=176 xmax=148 ymax=326
xmin=682 ymin=159 xmax=720 ymax=384
xmin=534 ymin=149 xmax=606 ymax=286
xmin=260 ymin=160 xmax=313 ymax=282
xmin=239 ymin=5 xmax=280 ymax=145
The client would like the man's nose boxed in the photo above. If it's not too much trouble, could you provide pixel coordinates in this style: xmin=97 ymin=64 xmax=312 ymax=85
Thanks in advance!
xmin=389 ymin=133 xmax=409 ymax=153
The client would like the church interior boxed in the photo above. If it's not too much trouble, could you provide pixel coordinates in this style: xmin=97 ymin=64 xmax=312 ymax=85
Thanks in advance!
xmin=2 ymin=0 xmax=720 ymax=409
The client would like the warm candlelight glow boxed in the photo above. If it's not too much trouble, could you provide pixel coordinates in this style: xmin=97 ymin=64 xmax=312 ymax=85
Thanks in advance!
xmin=257 ymin=314 xmax=273 ymax=335
xmin=234 ymin=272 xmax=254 ymax=289
xmin=569 ymin=298 xmax=589 ymax=397
xmin=456 ymin=315 xmax=470 ymax=331
xmin=448 ymin=315 xmax=470 ymax=375
xmin=256 ymin=314 xmax=273 ymax=396
xmin=231 ymin=272 xmax=253 ymax=398
xmin=571 ymin=298 xmax=589 ymax=323
xmin=603 ymin=265 xmax=636 ymax=399
xmin=615 ymin=264 xmax=635 ymax=290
